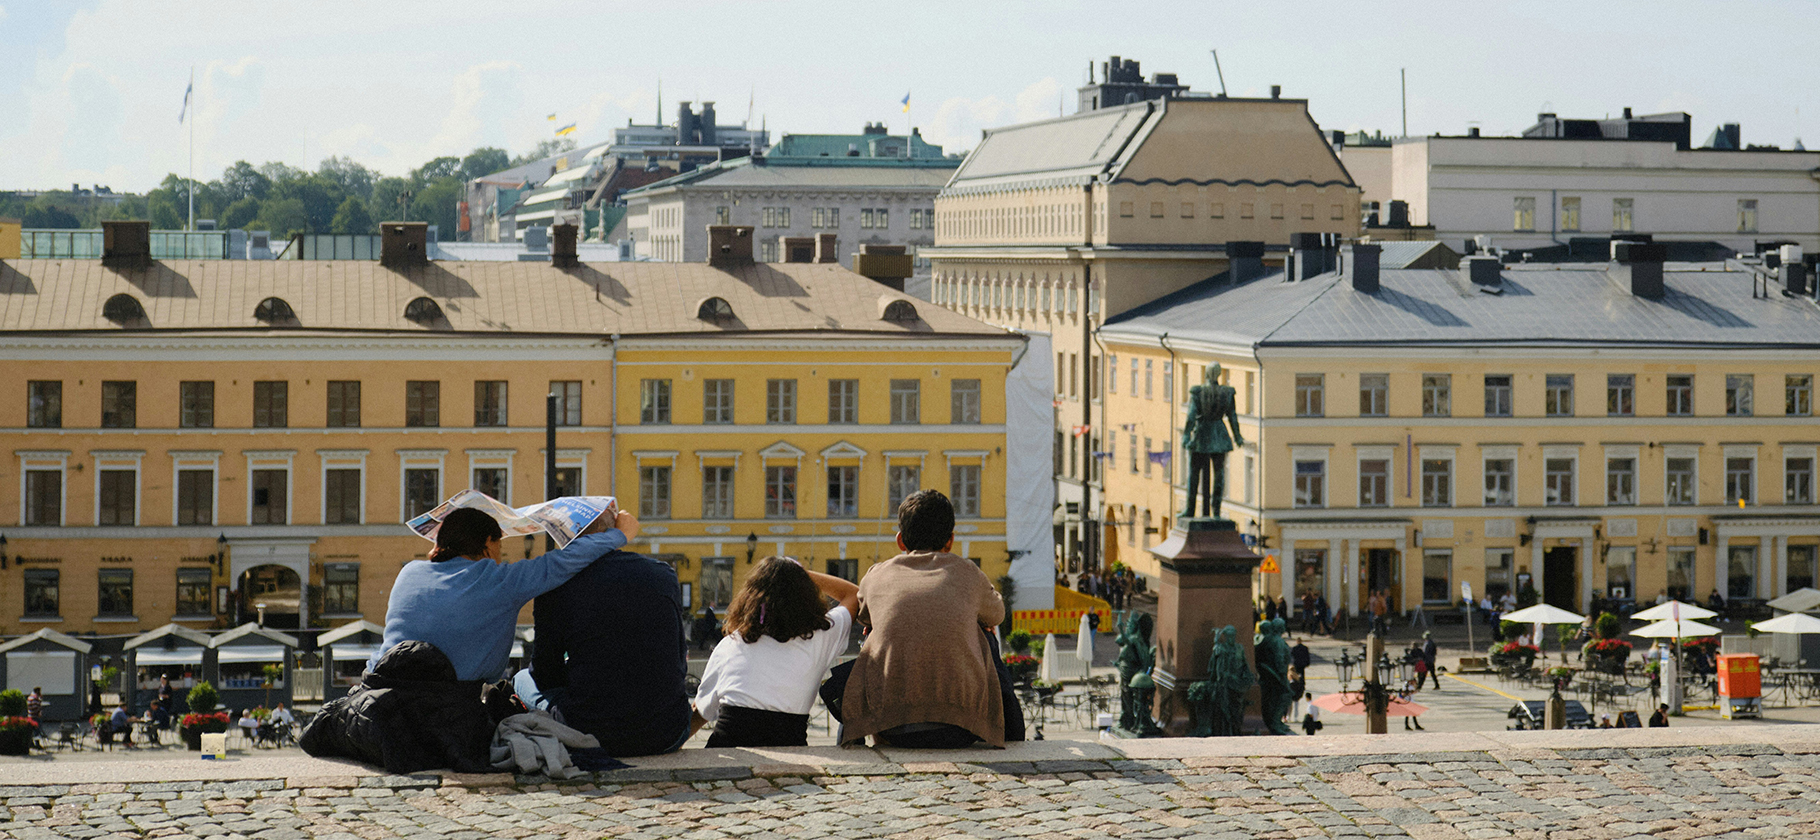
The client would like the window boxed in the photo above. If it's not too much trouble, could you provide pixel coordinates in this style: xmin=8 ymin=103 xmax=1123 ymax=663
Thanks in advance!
xmin=1544 ymin=374 xmax=1574 ymax=417
xmin=167 ymin=567 xmax=210 ymax=617
xmin=250 ymin=469 xmax=288 ymax=524
xmin=551 ymin=381 xmax=582 ymax=426
xmin=1294 ymin=460 xmax=1325 ymax=508
xmin=1423 ymin=550 xmax=1452 ymax=604
xmin=826 ymin=466 xmax=857 ymax=517
xmin=1148 ymin=202 xmax=1164 ymax=218
xmin=324 ymin=468 xmax=361 ymax=524
xmin=947 ymin=379 xmax=982 ymax=424
xmin=1295 ymin=374 xmax=1324 ymax=417
xmin=700 ymin=557 xmax=734 ymax=608
xmin=1129 ymin=358 xmax=1139 ymax=396
xmin=766 ymin=379 xmax=796 ymax=424
xmin=765 ymin=466 xmax=797 ymax=518
xmin=827 ymin=379 xmax=857 ymax=424
xmin=1140 ymin=359 xmax=1152 ymax=399
xmin=23 ymin=569 xmax=59 ymax=618
xmin=97 ymin=469 xmax=136 ymax=526
xmin=639 ymin=466 xmax=672 ymax=519
xmin=101 ymin=380 xmax=136 ymax=428
xmin=322 ymin=563 xmax=359 ymax=615
xmin=27 ymin=381 xmax=61 ymax=427
xmin=1612 ymin=198 xmax=1634 ymax=231
xmin=177 ymin=469 xmax=213 ymax=525
xmin=1483 ymin=374 xmax=1512 ymax=417
xmin=1129 ymin=432 xmax=1139 ymax=474
xmin=1606 ymin=545 xmax=1636 ymax=601
xmin=1667 ymin=374 xmax=1694 ymax=416
xmin=1667 ymin=547 xmax=1696 ymax=600
xmin=759 ymin=240 xmax=778 ymax=262
xmin=1729 ymin=545 xmax=1758 ymax=599
xmin=694 ymin=379 xmax=734 ymax=426
xmin=1421 ymin=458 xmax=1452 ymax=507
xmin=550 ymin=467 xmax=582 ymax=497
xmin=1666 ymin=457 xmax=1697 ymax=505
xmin=1545 ymin=458 xmax=1575 ymax=506
xmin=1143 ymin=436 xmax=1154 ymax=478
xmin=474 ymin=381 xmax=507 ymax=426
xmin=1513 ymin=197 xmax=1535 ymax=231
xmin=1726 ymin=456 xmax=1754 ymax=504
xmin=1360 ymin=374 xmax=1388 ymax=416
xmin=1789 ymin=375 xmax=1813 ymax=416
xmin=1359 ymin=459 xmax=1389 ymax=507
xmin=1421 ymin=374 xmax=1450 ymax=417
xmin=694 ymin=465 xmax=733 ymax=519
xmin=640 ymin=379 xmax=671 ymax=424
xmin=1726 ymin=374 xmax=1753 ymax=416
xmin=909 ymin=208 xmax=928 ymax=229
xmin=1484 ymin=458 xmax=1515 ymax=506
xmin=1163 ymin=362 xmax=1173 ymax=402
xmin=1294 ymin=549 xmax=1327 ymax=603
xmin=1560 ymin=196 xmax=1581 ymax=232
xmin=1738 ymin=199 xmax=1759 ymax=234
xmin=812 ymin=207 xmax=840 ymax=228
xmin=326 ymin=381 xmax=361 ymax=427
xmin=24 ymin=469 xmax=62 ymax=525
xmin=761 ymin=207 xmax=790 ymax=228
xmin=890 ymin=379 xmax=920 ymax=424
xmin=179 ymin=381 xmax=214 ymax=428
xmin=1607 ymin=457 xmax=1636 ymax=505
xmin=1485 ymin=549 xmax=1513 ymax=601
xmin=1607 ymin=374 xmax=1634 ymax=417
xmin=97 ymin=569 xmax=133 ymax=618
xmin=472 ymin=467 xmax=507 ymax=502
xmin=404 ymin=469 xmax=440 ymax=518
xmin=951 ymin=464 xmax=981 ymax=517
xmin=860 ymin=208 xmax=889 ymax=228
xmin=255 ymin=381 xmax=289 ymax=428
xmin=1787 ymin=457 xmax=1814 ymax=504
xmin=887 ymin=465 xmax=920 ymax=511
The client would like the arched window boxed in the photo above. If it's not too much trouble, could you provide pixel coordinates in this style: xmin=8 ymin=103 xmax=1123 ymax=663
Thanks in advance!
xmin=253 ymin=297 xmax=296 ymax=324
xmin=882 ymin=299 xmax=919 ymax=323
xmin=697 ymin=296 xmax=735 ymax=322
xmin=102 ymin=293 xmax=146 ymax=325
xmin=404 ymin=296 xmax=444 ymax=325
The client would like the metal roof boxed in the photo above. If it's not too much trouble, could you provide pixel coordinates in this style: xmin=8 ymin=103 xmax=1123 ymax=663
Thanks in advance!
xmin=946 ymin=101 xmax=1157 ymax=190
xmin=623 ymin=158 xmax=956 ymax=198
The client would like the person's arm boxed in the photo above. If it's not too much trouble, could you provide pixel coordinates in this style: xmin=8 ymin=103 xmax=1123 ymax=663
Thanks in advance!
xmin=498 ymin=510 xmax=639 ymax=602
xmin=978 ymin=570 xmax=1007 ymax=628
xmin=804 ymin=568 xmax=860 ymax=617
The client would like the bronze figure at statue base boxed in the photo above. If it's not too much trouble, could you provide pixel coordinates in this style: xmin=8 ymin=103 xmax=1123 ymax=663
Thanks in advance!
xmin=1143 ymin=517 xmax=1265 ymax=736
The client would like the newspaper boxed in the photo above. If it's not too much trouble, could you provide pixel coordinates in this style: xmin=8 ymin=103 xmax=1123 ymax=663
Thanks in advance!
xmin=406 ymin=489 xmax=619 ymax=549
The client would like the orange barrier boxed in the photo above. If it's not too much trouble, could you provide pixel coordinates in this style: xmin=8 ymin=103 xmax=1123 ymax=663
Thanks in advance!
xmin=1012 ymin=587 xmax=1113 ymax=634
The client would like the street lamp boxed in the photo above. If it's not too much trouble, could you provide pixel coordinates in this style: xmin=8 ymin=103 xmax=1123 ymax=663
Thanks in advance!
xmin=0 ymin=533 xmax=7 ymax=569
xmin=746 ymin=532 xmax=758 ymax=564
xmin=214 ymin=533 xmax=228 ymax=575
xmin=1336 ymin=649 xmax=1356 ymax=692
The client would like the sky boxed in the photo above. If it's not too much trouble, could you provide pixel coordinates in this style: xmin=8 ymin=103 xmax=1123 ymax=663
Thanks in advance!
xmin=3 ymin=0 xmax=1818 ymax=193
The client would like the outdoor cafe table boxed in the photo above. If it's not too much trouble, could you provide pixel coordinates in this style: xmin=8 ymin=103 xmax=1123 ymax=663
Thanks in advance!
xmin=1773 ymin=668 xmax=1820 ymax=703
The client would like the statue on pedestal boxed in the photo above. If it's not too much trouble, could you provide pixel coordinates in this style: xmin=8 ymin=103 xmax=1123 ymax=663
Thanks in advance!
xmin=1181 ymin=362 xmax=1244 ymax=519
xmin=1255 ymin=617 xmax=1295 ymax=735
xmin=1207 ymin=624 xmax=1254 ymax=737
xmin=1115 ymin=612 xmax=1159 ymax=735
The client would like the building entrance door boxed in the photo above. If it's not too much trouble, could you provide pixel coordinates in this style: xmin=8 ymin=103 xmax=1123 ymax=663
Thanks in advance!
xmin=1543 ymin=547 xmax=1577 ymax=610
xmin=1359 ymin=548 xmax=1399 ymax=615
xmin=238 ymin=564 xmax=302 ymax=629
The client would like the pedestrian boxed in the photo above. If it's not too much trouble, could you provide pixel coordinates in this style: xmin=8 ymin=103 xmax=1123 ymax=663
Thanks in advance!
xmin=157 ymin=675 xmax=175 ymax=712
xmin=1263 ymin=597 xmax=1279 ymax=622
xmin=1398 ymin=680 xmax=1424 ymax=730
xmin=25 ymin=687 xmax=42 ymax=723
xmin=1301 ymin=693 xmax=1323 ymax=735
xmin=1287 ymin=666 xmax=1306 ymax=724
xmin=1370 ymin=590 xmax=1389 ymax=636
xmin=1649 ymin=703 xmax=1671 ymax=727
xmin=1276 ymin=596 xmax=1289 ymax=625
xmin=1598 ymin=714 xmax=1613 ymax=729
xmin=1419 ymin=632 xmax=1440 ymax=690
xmin=1315 ymin=595 xmax=1332 ymax=635
xmin=1291 ymin=637 xmax=1311 ymax=677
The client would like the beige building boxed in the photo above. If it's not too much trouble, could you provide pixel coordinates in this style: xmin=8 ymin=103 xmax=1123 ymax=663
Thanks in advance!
xmin=1099 ymin=243 xmax=1820 ymax=620
xmin=922 ymin=95 xmax=1361 ymax=568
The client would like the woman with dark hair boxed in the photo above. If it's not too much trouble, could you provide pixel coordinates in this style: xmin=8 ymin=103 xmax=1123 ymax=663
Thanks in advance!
xmin=691 ymin=557 xmax=859 ymax=747
xmin=369 ymin=505 xmax=639 ymax=681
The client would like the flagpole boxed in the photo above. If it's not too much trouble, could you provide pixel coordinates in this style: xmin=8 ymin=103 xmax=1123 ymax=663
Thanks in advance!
xmin=187 ymin=67 xmax=195 ymax=232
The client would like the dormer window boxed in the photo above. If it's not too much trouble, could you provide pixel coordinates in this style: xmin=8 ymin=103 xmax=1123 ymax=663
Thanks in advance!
xmin=697 ymin=296 xmax=735 ymax=322
xmin=102 ymin=293 xmax=146 ymax=325
xmin=882 ymin=299 xmax=919 ymax=323
xmin=253 ymin=297 xmax=296 ymax=324
xmin=404 ymin=296 xmax=445 ymax=325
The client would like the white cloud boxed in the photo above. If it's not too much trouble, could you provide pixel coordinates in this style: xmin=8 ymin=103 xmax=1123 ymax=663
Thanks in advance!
xmin=923 ymin=77 xmax=1062 ymax=155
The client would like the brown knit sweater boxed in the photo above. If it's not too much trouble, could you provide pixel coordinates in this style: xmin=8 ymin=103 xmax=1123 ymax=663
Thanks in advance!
xmin=839 ymin=551 xmax=1007 ymax=747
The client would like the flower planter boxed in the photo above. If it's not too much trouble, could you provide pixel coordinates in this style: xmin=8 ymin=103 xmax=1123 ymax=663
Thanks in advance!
xmin=182 ymin=719 xmax=229 ymax=751
xmin=0 ymin=727 xmax=32 ymax=755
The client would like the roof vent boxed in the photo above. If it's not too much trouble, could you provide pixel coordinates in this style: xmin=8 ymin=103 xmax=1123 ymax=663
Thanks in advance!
xmin=814 ymin=232 xmax=839 ymax=264
xmin=855 ymin=244 xmax=912 ymax=291
xmin=1608 ymin=241 xmax=1666 ymax=299
xmin=880 ymin=298 xmax=919 ymax=323
xmin=253 ymin=297 xmax=297 ymax=324
xmin=551 ymin=223 xmax=578 ymax=268
xmin=1465 ymin=256 xmax=1502 ymax=289
xmin=380 ymin=222 xmax=429 ymax=268
xmin=1225 ymin=241 xmax=1265 ymax=284
xmin=403 ymin=296 xmax=446 ymax=325
xmin=697 ymin=296 xmax=736 ymax=321
xmin=707 ymin=225 xmax=754 ymax=267
xmin=101 ymin=220 xmax=151 ymax=268
xmin=1345 ymin=243 xmax=1380 ymax=293
xmin=102 ymin=293 xmax=146 ymax=325
xmin=781 ymin=236 xmax=815 ymax=263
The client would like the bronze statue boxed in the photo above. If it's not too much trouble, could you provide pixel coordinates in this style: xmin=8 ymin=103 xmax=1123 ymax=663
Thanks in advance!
xmin=1182 ymin=362 xmax=1244 ymax=519
xmin=1208 ymin=624 xmax=1254 ymax=736
xmin=1115 ymin=612 xmax=1159 ymax=735
xmin=1254 ymin=618 xmax=1295 ymax=735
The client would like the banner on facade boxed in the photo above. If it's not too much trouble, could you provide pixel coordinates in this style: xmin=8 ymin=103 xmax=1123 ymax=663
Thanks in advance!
xmin=406 ymin=489 xmax=620 ymax=548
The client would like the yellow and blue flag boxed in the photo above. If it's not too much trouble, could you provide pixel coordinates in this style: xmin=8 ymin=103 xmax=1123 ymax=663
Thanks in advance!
xmin=901 ymin=92 xmax=910 ymax=113
xmin=555 ymin=122 xmax=577 ymax=137
xmin=547 ymin=113 xmax=557 ymax=121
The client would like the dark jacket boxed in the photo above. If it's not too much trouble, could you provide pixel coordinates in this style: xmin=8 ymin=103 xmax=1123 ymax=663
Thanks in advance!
xmin=300 ymin=640 xmax=493 ymax=773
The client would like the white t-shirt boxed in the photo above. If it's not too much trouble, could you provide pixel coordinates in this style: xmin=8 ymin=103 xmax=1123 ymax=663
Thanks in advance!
xmin=694 ymin=605 xmax=852 ymax=724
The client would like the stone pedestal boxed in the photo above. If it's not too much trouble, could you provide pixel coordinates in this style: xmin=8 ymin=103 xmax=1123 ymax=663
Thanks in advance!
xmin=1146 ymin=518 xmax=1262 ymax=736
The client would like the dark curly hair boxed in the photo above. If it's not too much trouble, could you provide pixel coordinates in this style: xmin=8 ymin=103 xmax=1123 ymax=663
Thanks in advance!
xmin=722 ymin=557 xmax=832 ymax=644
xmin=429 ymin=507 xmax=503 ymax=562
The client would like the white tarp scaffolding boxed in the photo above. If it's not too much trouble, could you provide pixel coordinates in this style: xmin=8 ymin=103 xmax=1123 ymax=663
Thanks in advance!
xmin=1005 ymin=331 xmax=1057 ymax=612
xmin=406 ymin=490 xmax=620 ymax=548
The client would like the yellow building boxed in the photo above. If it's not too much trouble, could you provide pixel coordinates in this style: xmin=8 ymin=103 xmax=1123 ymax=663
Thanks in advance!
xmin=1099 ymin=243 xmax=1820 ymax=620
xmin=922 ymin=95 xmax=1360 ymax=570
xmin=0 ymin=223 xmax=1029 ymax=638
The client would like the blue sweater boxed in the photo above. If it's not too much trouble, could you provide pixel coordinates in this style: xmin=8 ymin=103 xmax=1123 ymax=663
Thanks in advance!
xmin=371 ymin=531 xmax=626 ymax=681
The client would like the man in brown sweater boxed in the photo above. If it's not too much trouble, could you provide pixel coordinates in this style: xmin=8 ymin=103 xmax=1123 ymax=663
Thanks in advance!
xmin=840 ymin=490 xmax=1008 ymax=748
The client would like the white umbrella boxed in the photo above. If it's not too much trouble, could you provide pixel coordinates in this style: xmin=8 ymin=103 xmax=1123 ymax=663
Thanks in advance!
xmin=1634 ymin=618 xmax=1722 ymax=638
xmin=1076 ymin=613 xmax=1095 ymax=665
xmin=1751 ymin=613 xmax=1820 ymax=635
xmin=1501 ymin=604 xmax=1585 ymax=624
xmin=1631 ymin=600 xmax=1717 ymax=621
xmin=1039 ymin=633 xmax=1059 ymax=683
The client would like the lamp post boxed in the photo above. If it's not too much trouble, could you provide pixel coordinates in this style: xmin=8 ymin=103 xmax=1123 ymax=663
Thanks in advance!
xmin=0 ymin=533 xmax=7 ymax=569
xmin=746 ymin=532 xmax=759 ymax=564
xmin=256 ymin=602 xmax=268 ymax=627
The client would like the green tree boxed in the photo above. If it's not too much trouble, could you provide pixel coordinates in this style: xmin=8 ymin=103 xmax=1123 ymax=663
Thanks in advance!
xmin=268 ymin=175 xmax=347 ymax=232
xmin=510 ymin=138 xmax=576 ymax=167
xmin=410 ymin=179 xmax=462 ymax=240
xmin=21 ymin=204 xmax=81 ymax=228
xmin=318 ymin=156 xmax=376 ymax=200
xmin=220 ymin=160 xmax=272 ymax=202
xmin=329 ymin=196 xmax=374 ymax=235
xmin=460 ymin=147 xmax=509 ymax=181
xmin=412 ymin=156 xmax=461 ymax=186
xmin=371 ymin=177 xmax=411 ymax=222
xmin=254 ymin=198 xmax=308 ymax=238
xmin=221 ymin=197 xmax=260 ymax=231
xmin=257 ymin=161 xmax=306 ymax=185
xmin=148 ymin=197 xmax=183 ymax=230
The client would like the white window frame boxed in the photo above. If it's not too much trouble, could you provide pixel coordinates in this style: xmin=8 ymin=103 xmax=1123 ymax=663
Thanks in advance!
xmin=1419 ymin=445 xmax=1456 ymax=508
xmin=92 ymin=450 xmax=144 ymax=527
xmin=1787 ymin=445 xmax=1818 ymax=505
xmin=1482 ymin=444 xmax=1518 ymax=507
xmin=318 ymin=449 xmax=369 ymax=526
xmin=1543 ymin=445 xmax=1578 ymax=508
xmin=244 ymin=449 xmax=296 ymax=525
xmin=397 ymin=449 xmax=448 ymax=522
xmin=1604 ymin=445 xmax=1641 ymax=507
xmin=465 ymin=448 xmax=515 ymax=506
xmin=1664 ymin=444 xmax=1700 ymax=506
xmin=17 ymin=450 xmax=69 ymax=527
xmin=169 ymin=450 xmax=221 ymax=527
xmin=1291 ymin=445 xmax=1330 ymax=509
xmin=541 ymin=448 xmax=590 ymax=498
xmin=1357 ymin=445 xmax=1394 ymax=508
xmin=1725 ymin=445 xmax=1757 ymax=505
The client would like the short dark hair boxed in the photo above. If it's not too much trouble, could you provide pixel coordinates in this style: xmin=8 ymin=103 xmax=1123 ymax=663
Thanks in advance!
xmin=897 ymin=489 xmax=955 ymax=551
xmin=430 ymin=507 xmax=503 ymax=562
xmin=723 ymin=557 xmax=832 ymax=644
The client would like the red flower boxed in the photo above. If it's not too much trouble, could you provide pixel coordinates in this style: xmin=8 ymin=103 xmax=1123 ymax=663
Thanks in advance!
xmin=180 ymin=711 xmax=231 ymax=728
xmin=0 ymin=716 xmax=37 ymax=731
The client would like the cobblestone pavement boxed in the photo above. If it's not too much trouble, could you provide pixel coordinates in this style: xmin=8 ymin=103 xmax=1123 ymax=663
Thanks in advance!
xmin=5 ymin=741 xmax=1820 ymax=840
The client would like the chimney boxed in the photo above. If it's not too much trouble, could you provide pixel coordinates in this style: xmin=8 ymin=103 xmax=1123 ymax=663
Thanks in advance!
xmin=1609 ymin=239 xmax=1666 ymax=299
xmin=101 ymin=220 xmax=152 ymax=268
xmin=1386 ymin=200 xmax=1410 ymax=228
xmin=1288 ymin=232 xmax=1326 ymax=280
xmin=1225 ymin=241 xmax=1265 ymax=283
xmin=380 ymin=221 xmax=430 ymax=268
xmin=1623 ymin=106 xmax=1633 ymax=119
xmin=1468 ymin=126 xmax=1481 ymax=138
xmin=853 ymin=243 xmax=912 ymax=291
xmin=814 ymin=232 xmax=840 ymax=264
xmin=551 ymin=223 xmax=579 ymax=268
xmin=699 ymin=102 xmax=717 ymax=145
xmin=1270 ymin=85 xmax=1281 ymax=99
xmin=1465 ymin=255 xmax=1502 ymax=289
xmin=781 ymin=236 xmax=814 ymax=263
xmin=1346 ymin=243 xmax=1381 ymax=293
xmin=677 ymin=101 xmax=696 ymax=143
xmin=1781 ymin=244 xmax=1808 ymax=296
xmin=707 ymin=225 xmax=754 ymax=266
